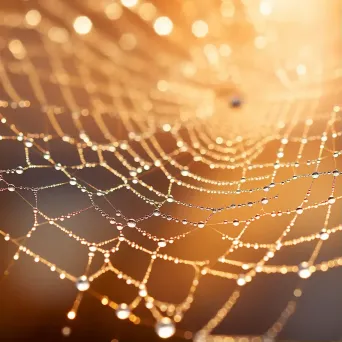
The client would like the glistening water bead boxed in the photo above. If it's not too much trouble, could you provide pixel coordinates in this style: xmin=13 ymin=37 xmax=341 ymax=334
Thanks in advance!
xmin=16 ymin=166 xmax=24 ymax=174
xmin=153 ymin=209 xmax=161 ymax=216
xmin=328 ymin=196 xmax=336 ymax=204
xmin=312 ymin=172 xmax=319 ymax=179
xmin=24 ymin=139 xmax=33 ymax=147
xmin=158 ymin=239 xmax=167 ymax=247
xmin=116 ymin=303 xmax=131 ymax=319
xmin=197 ymin=221 xmax=205 ymax=228
xmin=296 ymin=207 xmax=303 ymax=214
xmin=155 ymin=317 xmax=175 ymax=339
xmin=320 ymin=230 xmax=329 ymax=241
xmin=298 ymin=262 xmax=311 ymax=279
xmin=127 ymin=219 xmax=137 ymax=228
xmin=76 ymin=276 xmax=90 ymax=291
xmin=237 ymin=274 xmax=246 ymax=286
xmin=261 ymin=198 xmax=268 ymax=204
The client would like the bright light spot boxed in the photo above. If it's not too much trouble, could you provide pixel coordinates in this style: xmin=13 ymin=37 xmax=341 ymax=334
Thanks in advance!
xmin=67 ymin=311 xmax=76 ymax=320
xmin=158 ymin=239 xmax=167 ymax=248
xmin=61 ymin=326 xmax=71 ymax=337
xmin=155 ymin=317 xmax=175 ymax=339
xmin=162 ymin=124 xmax=171 ymax=132
xmin=154 ymin=16 xmax=173 ymax=36
xmin=116 ymin=304 xmax=131 ymax=319
xmin=320 ymin=231 xmax=329 ymax=241
xmin=298 ymin=262 xmax=312 ymax=279
xmin=75 ymin=275 xmax=90 ymax=291
xmin=192 ymin=20 xmax=208 ymax=38
xmin=73 ymin=16 xmax=93 ymax=35
xmin=8 ymin=40 xmax=26 ymax=60
xmin=237 ymin=275 xmax=246 ymax=286
xmin=296 ymin=64 xmax=307 ymax=75
xmin=101 ymin=297 xmax=109 ymax=305
xmin=105 ymin=3 xmax=123 ymax=20
xmin=259 ymin=1 xmax=272 ymax=16
xmin=139 ymin=2 xmax=156 ymax=21
xmin=216 ymin=137 xmax=223 ymax=144
xmin=139 ymin=288 xmax=147 ymax=297
xmin=25 ymin=10 xmax=41 ymax=26
xmin=121 ymin=0 xmax=138 ymax=8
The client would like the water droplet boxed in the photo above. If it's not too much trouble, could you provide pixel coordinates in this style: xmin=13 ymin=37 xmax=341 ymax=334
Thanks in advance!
xmin=16 ymin=166 xmax=24 ymax=174
xmin=197 ymin=221 xmax=205 ymax=228
xmin=155 ymin=317 xmax=175 ymax=339
xmin=24 ymin=139 xmax=33 ymax=147
xmin=296 ymin=207 xmax=303 ymax=215
xmin=312 ymin=172 xmax=319 ymax=179
xmin=328 ymin=196 xmax=335 ymax=204
xmin=127 ymin=219 xmax=137 ymax=228
xmin=298 ymin=262 xmax=311 ymax=279
xmin=116 ymin=303 xmax=130 ymax=320
xmin=158 ymin=239 xmax=167 ymax=248
xmin=153 ymin=209 xmax=161 ymax=217
xmin=319 ymin=230 xmax=329 ymax=241
xmin=237 ymin=274 xmax=246 ymax=286
xmin=76 ymin=276 xmax=90 ymax=291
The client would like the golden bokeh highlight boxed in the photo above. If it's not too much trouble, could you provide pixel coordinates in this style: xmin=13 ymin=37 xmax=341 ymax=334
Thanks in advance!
xmin=25 ymin=9 xmax=41 ymax=26
xmin=153 ymin=16 xmax=173 ymax=36
xmin=120 ymin=0 xmax=138 ymax=8
xmin=105 ymin=3 xmax=123 ymax=20
xmin=73 ymin=16 xmax=93 ymax=35
xmin=192 ymin=20 xmax=209 ymax=38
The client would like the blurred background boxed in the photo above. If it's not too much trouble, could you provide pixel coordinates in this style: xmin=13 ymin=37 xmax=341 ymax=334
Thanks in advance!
xmin=0 ymin=0 xmax=341 ymax=341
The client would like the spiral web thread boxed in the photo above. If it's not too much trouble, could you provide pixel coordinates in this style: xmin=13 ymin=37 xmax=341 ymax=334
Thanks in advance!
xmin=0 ymin=1 xmax=341 ymax=341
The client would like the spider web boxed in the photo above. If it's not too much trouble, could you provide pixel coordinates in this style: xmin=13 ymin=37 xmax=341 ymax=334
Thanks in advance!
xmin=0 ymin=1 xmax=341 ymax=341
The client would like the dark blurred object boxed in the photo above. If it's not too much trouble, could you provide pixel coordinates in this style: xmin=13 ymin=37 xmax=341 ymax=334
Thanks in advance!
xmin=230 ymin=96 xmax=243 ymax=108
